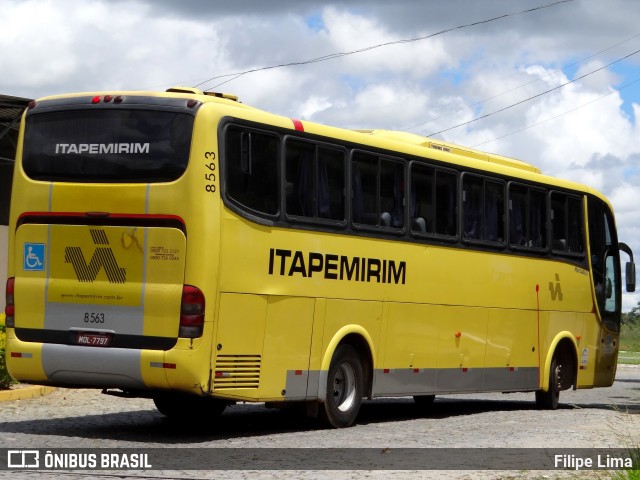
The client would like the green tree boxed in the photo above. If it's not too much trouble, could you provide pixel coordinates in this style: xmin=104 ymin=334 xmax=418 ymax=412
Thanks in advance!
xmin=623 ymin=302 xmax=640 ymax=325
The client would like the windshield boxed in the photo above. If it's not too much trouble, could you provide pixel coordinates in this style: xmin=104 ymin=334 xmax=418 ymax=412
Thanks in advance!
xmin=22 ymin=108 xmax=194 ymax=182
xmin=588 ymin=196 xmax=621 ymax=331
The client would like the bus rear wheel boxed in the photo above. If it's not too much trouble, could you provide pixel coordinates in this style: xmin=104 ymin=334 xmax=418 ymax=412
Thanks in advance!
xmin=321 ymin=344 xmax=364 ymax=428
xmin=535 ymin=357 xmax=561 ymax=410
xmin=153 ymin=393 xmax=227 ymax=420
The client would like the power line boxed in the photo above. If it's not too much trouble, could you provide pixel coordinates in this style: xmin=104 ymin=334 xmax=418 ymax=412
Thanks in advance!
xmin=426 ymin=46 xmax=640 ymax=137
xmin=471 ymin=75 xmax=640 ymax=148
xmin=194 ymin=0 xmax=574 ymax=91
xmin=403 ymin=31 xmax=640 ymax=132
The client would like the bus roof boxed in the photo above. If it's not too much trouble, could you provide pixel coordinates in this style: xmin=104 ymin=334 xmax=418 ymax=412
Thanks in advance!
xmin=356 ymin=130 xmax=541 ymax=174
xmin=31 ymin=86 xmax=612 ymax=207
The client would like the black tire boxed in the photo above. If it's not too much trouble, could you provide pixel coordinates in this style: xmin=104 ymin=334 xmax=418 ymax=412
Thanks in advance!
xmin=413 ymin=394 xmax=436 ymax=405
xmin=535 ymin=357 xmax=560 ymax=410
xmin=320 ymin=344 xmax=364 ymax=428
xmin=153 ymin=393 xmax=227 ymax=419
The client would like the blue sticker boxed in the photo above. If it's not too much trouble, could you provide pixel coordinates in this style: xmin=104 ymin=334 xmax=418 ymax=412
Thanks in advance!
xmin=24 ymin=243 xmax=45 ymax=271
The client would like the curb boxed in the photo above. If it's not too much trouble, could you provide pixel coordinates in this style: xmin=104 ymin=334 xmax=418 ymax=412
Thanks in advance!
xmin=0 ymin=385 xmax=56 ymax=403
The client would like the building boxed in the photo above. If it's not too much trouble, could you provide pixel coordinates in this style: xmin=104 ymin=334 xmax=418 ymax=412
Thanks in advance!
xmin=1 ymin=94 xmax=32 ymax=309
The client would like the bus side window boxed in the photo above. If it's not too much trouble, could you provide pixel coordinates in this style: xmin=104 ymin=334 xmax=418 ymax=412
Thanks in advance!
xmin=352 ymin=152 xmax=404 ymax=230
xmin=567 ymin=196 xmax=584 ymax=253
xmin=529 ymin=189 xmax=547 ymax=249
xmin=485 ymin=180 xmax=505 ymax=244
xmin=286 ymin=140 xmax=316 ymax=217
xmin=462 ymin=175 xmax=505 ymax=245
xmin=551 ymin=193 xmax=567 ymax=252
xmin=285 ymin=140 xmax=345 ymax=223
xmin=435 ymin=170 xmax=458 ymax=237
xmin=380 ymin=159 xmax=404 ymax=229
xmin=410 ymin=163 xmax=434 ymax=234
xmin=226 ymin=127 xmax=279 ymax=216
xmin=462 ymin=175 xmax=483 ymax=241
xmin=318 ymin=147 xmax=346 ymax=222
xmin=551 ymin=192 xmax=584 ymax=256
xmin=352 ymin=152 xmax=378 ymax=226
xmin=509 ymin=184 xmax=546 ymax=250
xmin=509 ymin=184 xmax=527 ymax=246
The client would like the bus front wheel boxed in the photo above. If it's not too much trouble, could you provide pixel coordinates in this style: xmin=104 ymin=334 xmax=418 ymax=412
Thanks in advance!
xmin=535 ymin=357 xmax=561 ymax=410
xmin=321 ymin=344 xmax=364 ymax=428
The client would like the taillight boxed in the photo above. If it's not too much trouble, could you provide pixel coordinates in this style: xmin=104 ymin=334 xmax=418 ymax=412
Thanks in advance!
xmin=179 ymin=285 xmax=204 ymax=338
xmin=5 ymin=277 xmax=15 ymax=328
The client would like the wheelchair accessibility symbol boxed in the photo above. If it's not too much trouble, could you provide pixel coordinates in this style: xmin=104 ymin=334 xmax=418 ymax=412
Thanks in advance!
xmin=24 ymin=243 xmax=45 ymax=271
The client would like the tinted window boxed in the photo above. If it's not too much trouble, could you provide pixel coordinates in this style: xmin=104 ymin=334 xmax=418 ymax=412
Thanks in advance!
xmin=462 ymin=175 xmax=505 ymax=245
xmin=485 ymin=180 xmax=505 ymax=243
xmin=551 ymin=192 xmax=584 ymax=256
xmin=23 ymin=109 xmax=194 ymax=182
xmin=410 ymin=163 xmax=457 ymax=238
xmin=285 ymin=139 xmax=345 ymax=222
xmin=509 ymin=184 xmax=547 ymax=250
xmin=462 ymin=175 xmax=484 ymax=241
xmin=226 ymin=127 xmax=279 ymax=216
xmin=352 ymin=152 xmax=378 ymax=226
xmin=352 ymin=151 xmax=404 ymax=229
xmin=435 ymin=170 xmax=458 ymax=237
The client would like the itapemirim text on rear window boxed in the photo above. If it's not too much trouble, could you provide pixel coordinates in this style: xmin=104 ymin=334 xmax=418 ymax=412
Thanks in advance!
xmin=22 ymin=109 xmax=194 ymax=183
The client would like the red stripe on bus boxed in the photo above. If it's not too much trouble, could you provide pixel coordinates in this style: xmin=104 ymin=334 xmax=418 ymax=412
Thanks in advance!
xmin=18 ymin=211 xmax=185 ymax=223
xmin=291 ymin=119 xmax=304 ymax=131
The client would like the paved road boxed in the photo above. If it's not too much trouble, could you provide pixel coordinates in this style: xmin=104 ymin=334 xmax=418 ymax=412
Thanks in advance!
xmin=1 ymin=365 xmax=639 ymax=479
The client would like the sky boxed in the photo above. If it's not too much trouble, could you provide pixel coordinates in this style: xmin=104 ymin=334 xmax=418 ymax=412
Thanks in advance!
xmin=2 ymin=0 xmax=639 ymax=309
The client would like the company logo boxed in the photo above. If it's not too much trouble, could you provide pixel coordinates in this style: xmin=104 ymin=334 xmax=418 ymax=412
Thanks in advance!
xmin=7 ymin=450 xmax=39 ymax=468
xmin=65 ymin=229 xmax=126 ymax=283
xmin=24 ymin=243 xmax=45 ymax=272
xmin=549 ymin=273 xmax=563 ymax=301
xmin=55 ymin=143 xmax=150 ymax=155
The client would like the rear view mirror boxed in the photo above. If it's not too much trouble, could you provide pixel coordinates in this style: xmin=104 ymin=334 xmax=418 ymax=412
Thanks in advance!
xmin=627 ymin=261 xmax=636 ymax=293
xmin=620 ymin=243 xmax=636 ymax=293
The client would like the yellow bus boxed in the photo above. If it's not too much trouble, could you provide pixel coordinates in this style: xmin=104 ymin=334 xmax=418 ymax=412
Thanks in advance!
xmin=5 ymin=87 xmax=636 ymax=427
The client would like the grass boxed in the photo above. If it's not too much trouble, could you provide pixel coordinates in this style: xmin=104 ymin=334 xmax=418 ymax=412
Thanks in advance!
xmin=620 ymin=323 xmax=640 ymax=364
xmin=618 ymin=351 xmax=640 ymax=365
xmin=620 ymin=322 xmax=640 ymax=353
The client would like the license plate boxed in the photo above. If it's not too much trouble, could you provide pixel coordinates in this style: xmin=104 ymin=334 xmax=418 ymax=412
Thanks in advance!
xmin=76 ymin=332 xmax=112 ymax=347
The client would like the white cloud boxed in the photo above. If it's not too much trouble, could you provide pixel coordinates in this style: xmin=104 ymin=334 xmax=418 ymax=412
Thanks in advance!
xmin=299 ymin=96 xmax=332 ymax=119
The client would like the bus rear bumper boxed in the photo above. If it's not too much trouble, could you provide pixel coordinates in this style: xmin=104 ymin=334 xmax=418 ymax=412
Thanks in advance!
xmin=6 ymin=335 xmax=176 ymax=391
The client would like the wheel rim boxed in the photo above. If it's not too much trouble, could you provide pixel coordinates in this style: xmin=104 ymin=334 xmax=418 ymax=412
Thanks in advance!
xmin=332 ymin=362 xmax=357 ymax=412
xmin=553 ymin=364 xmax=562 ymax=391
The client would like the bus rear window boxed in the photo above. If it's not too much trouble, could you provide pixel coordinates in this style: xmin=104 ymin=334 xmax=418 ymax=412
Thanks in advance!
xmin=22 ymin=109 xmax=194 ymax=182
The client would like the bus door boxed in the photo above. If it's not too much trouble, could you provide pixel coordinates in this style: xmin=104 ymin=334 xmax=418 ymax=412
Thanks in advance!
xmin=587 ymin=197 xmax=628 ymax=387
